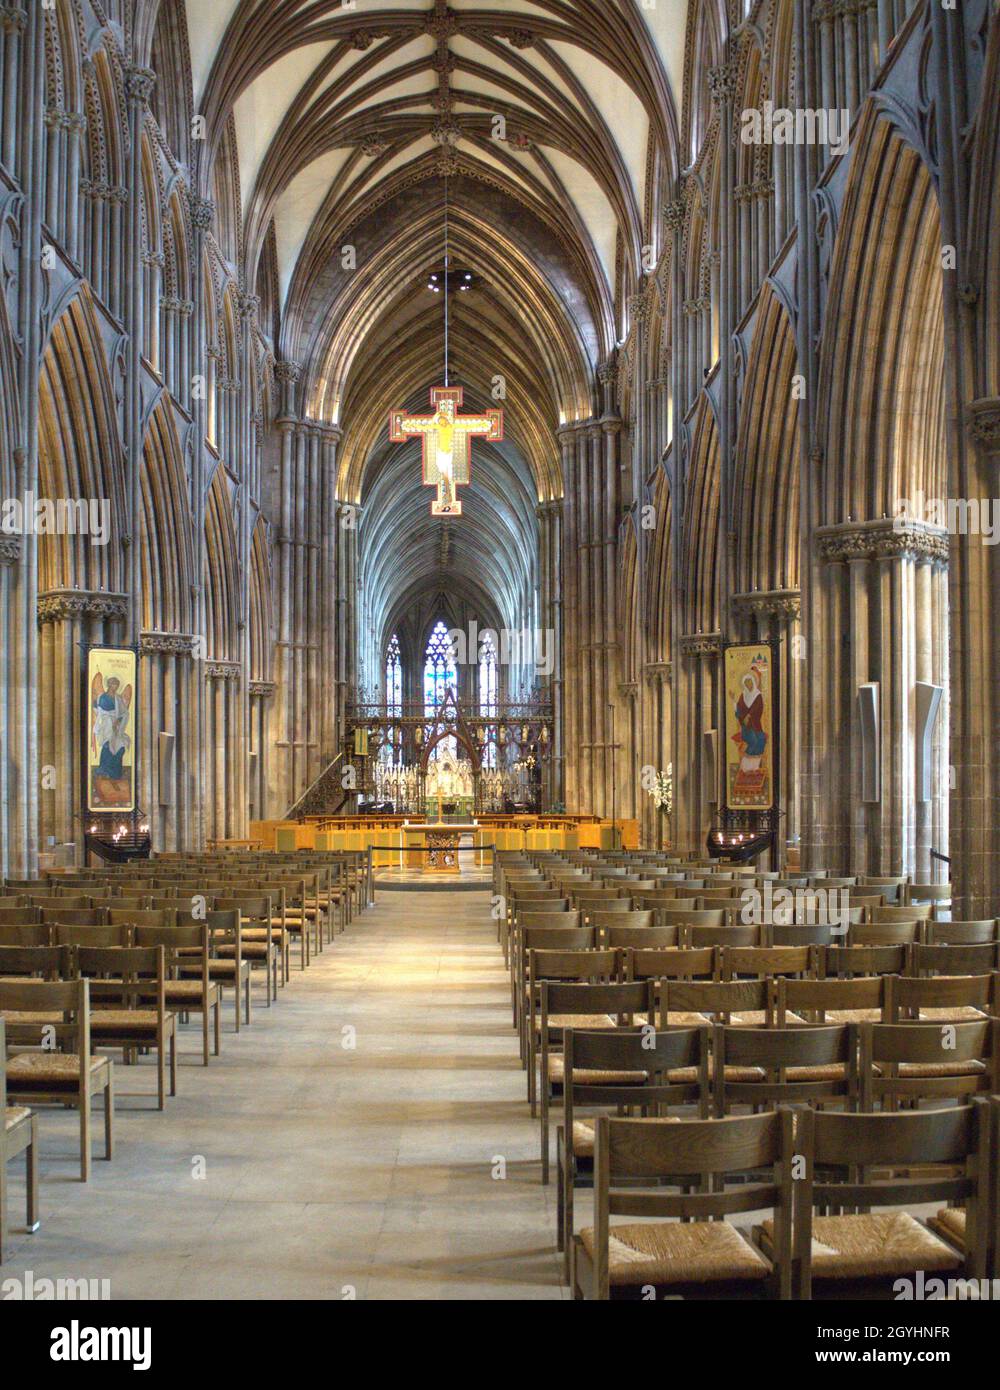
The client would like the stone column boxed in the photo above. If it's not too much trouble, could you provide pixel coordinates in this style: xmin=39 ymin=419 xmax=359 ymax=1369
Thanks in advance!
xmin=124 ymin=67 xmax=155 ymax=648
xmin=187 ymin=193 xmax=214 ymax=849
xmin=953 ymin=398 xmax=1000 ymax=915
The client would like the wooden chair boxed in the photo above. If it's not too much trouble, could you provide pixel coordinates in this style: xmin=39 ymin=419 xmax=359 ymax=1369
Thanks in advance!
xmin=183 ymin=909 xmax=252 ymax=1032
xmin=526 ymin=948 xmax=617 ymax=1112
xmin=771 ymin=921 xmax=836 ymax=947
xmin=0 ymin=944 xmax=67 ymax=984
xmin=909 ymin=942 xmax=1000 ymax=977
xmin=926 ymin=920 xmax=999 ymax=946
xmin=849 ymin=920 xmax=922 ymax=947
xmin=0 ymin=978 xmax=113 ymax=1180
xmin=513 ymin=924 xmax=594 ymax=1040
xmin=820 ymin=943 xmax=908 ymax=979
xmin=557 ymin=1024 xmax=710 ymax=1279
xmin=888 ymin=971 xmax=997 ymax=1023
xmin=0 ymin=1019 xmax=40 ymax=1263
xmin=870 ymin=904 xmax=931 ymax=925
xmin=684 ymin=923 xmax=762 ymax=950
xmin=23 ymin=895 xmax=92 ymax=914
xmin=601 ymin=924 xmax=677 ymax=952
xmin=213 ymin=897 xmax=279 ymax=1005
xmin=860 ymin=875 xmax=907 ymax=904
xmin=0 ymin=909 xmax=43 ymax=932
xmin=658 ymin=907 xmax=726 ymax=930
xmin=777 ymin=974 xmax=888 ymax=1026
xmin=908 ymin=883 xmax=953 ymax=918
xmin=719 ymin=944 xmax=813 ymax=982
xmin=538 ymin=979 xmax=654 ymax=1182
xmin=861 ymin=1018 xmax=1000 ymax=1110
xmin=790 ymin=1103 xmax=994 ymax=1296
xmin=626 ymin=946 xmax=718 ymax=1025
xmin=39 ymin=908 xmax=110 ymax=927
xmin=74 ymin=946 xmax=176 ymax=1110
xmin=713 ymin=1023 xmax=858 ymax=1116
xmin=573 ymin=1110 xmax=794 ymax=1300
xmin=660 ymin=977 xmax=775 ymax=1030
xmin=133 ymin=924 xmax=222 ymax=1065
xmin=590 ymin=909 xmax=655 ymax=935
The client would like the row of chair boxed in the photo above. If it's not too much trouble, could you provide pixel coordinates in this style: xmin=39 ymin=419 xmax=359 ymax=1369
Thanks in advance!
xmin=491 ymin=848 xmax=999 ymax=1300
xmin=0 ymin=848 xmax=373 ymax=1261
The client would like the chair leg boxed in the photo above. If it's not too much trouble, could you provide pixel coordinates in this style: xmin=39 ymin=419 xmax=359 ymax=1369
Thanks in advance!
xmin=80 ymin=1095 xmax=92 ymax=1182
xmin=170 ymin=1030 xmax=177 ymax=1097
xmin=0 ymin=1156 xmax=7 ymax=1262
xmin=233 ymin=981 xmax=241 ymax=1033
xmin=104 ymin=1073 xmax=114 ymax=1160
xmin=213 ymin=998 xmax=221 ymax=1055
xmin=203 ymin=1004 xmax=210 ymax=1065
xmin=26 ymin=1118 xmax=40 ymax=1233
xmin=157 ymin=1039 xmax=165 ymax=1111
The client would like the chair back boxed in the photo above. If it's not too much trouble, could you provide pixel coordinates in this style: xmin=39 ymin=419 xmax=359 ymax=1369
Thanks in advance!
xmin=627 ymin=946 xmax=716 ymax=982
xmin=794 ymin=1103 xmax=991 ymax=1293
xmin=777 ymin=974 xmax=887 ymax=1024
xmin=0 ymin=923 xmax=51 ymax=946
xmin=53 ymin=923 xmax=132 ymax=948
xmin=602 ymin=924 xmax=677 ymax=951
xmin=660 ymin=977 xmax=771 ymax=1023
xmin=0 ymin=943 xmax=68 ymax=979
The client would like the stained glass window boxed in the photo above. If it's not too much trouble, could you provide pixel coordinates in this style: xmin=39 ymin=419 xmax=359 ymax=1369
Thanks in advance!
xmin=383 ymin=634 xmax=402 ymax=765
xmin=424 ymin=620 xmax=456 ymax=714
xmin=479 ymin=631 xmax=498 ymax=769
xmin=425 ymin=621 xmax=457 ymax=763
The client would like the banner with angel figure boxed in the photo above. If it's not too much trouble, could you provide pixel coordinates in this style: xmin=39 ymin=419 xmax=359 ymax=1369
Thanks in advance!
xmin=87 ymin=647 xmax=136 ymax=812
xmin=723 ymin=644 xmax=775 ymax=810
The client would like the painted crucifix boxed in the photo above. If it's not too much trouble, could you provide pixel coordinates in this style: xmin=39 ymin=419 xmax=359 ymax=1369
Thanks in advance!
xmin=389 ymin=386 xmax=503 ymax=516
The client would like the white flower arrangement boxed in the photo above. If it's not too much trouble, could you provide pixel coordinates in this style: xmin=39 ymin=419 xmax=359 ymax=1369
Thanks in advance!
xmin=649 ymin=763 xmax=673 ymax=817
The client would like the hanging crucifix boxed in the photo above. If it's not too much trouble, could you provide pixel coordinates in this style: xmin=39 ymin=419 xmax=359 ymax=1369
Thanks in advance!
xmin=389 ymin=385 xmax=503 ymax=516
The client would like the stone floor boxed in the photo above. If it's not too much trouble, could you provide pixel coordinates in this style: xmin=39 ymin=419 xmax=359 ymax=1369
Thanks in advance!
xmin=1 ymin=891 xmax=564 ymax=1299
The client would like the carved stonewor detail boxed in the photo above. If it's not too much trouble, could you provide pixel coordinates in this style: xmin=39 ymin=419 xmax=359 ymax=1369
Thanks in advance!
xmin=37 ymin=590 xmax=128 ymax=625
xmin=815 ymin=520 xmax=949 ymax=566
xmin=140 ymin=631 xmax=198 ymax=656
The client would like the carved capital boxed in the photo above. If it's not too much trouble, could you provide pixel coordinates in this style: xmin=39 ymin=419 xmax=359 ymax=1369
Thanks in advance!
xmin=0 ymin=6 xmax=27 ymax=35
xmin=249 ymin=680 xmax=276 ymax=698
xmin=424 ymin=5 xmax=459 ymax=38
xmin=662 ymin=198 xmax=686 ymax=232
xmin=140 ymin=630 xmax=198 ymax=656
xmin=680 ymin=631 xmax=722 ymax=657
xmin=707 ymin=61 xmax=739 ymax=106
xmin=731 ymin=588 xmax=802 ymax=621
xmin=188 ymin=195 xmax=214 ymax=232
xmin=205 ymin=661 xmax=241 ymax=681
xmin=815 ymin=519 xmax=950 ymax=565
xmin=125 ymin=66 xmax=156 ymax=105
xmin=967 ymin=397 xmax=1000 ymax=456
xmin=0 ymin=536 xmax=21 ymax=566
xmin=431 ymin=120 xmax=461 ymax=147
xmin=508 ymin=30 xmax=535 ymax=49
xmin=37 ymin=589 xmax=128 ymax=625
xmin=274 ymin=359 xmax=302 ymax=385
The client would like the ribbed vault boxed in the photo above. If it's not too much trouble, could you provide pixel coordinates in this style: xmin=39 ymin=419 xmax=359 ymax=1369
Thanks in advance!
xmin=185 ymin=1 xmax=685 ymax=676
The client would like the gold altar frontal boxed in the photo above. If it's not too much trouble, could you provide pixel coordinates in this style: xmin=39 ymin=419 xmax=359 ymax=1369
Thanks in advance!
xmin=402 ymin=823 xmax=481 ymax=873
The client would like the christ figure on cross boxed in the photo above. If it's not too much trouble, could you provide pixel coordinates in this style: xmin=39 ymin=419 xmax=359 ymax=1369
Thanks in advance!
xmin=389 ymin=385 xmax=503 ymax=516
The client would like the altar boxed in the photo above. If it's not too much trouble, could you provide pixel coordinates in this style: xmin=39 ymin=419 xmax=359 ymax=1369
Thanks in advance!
xmin=401 ymin=822 xmax=480 ymax=872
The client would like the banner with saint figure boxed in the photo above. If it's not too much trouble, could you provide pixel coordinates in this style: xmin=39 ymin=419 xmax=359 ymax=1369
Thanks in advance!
xmin=87 ymin=647 xmax=136 ymax=813
xmin=723 ymin=644 xmax=775 ymax=811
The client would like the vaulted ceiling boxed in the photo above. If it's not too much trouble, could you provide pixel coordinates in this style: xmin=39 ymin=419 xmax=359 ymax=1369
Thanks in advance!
xmin=188 ymin=0 xmax=686 ymax=661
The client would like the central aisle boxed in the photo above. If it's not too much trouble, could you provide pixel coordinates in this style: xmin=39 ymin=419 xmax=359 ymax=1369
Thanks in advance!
xmin=2 ymin=890 xmax=563 ymax=1300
